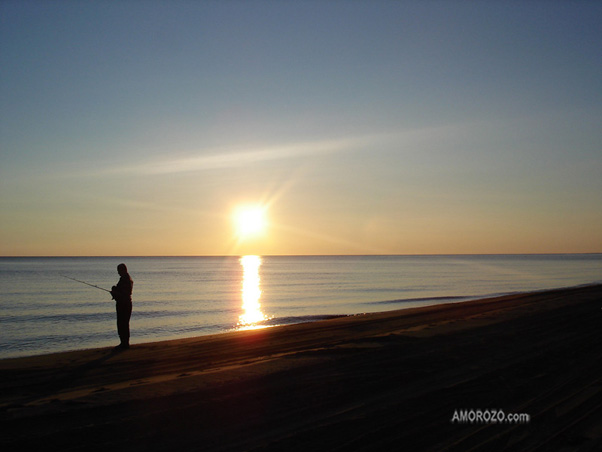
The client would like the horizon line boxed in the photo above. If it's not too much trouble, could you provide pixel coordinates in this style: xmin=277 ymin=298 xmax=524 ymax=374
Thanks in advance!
xmin=2 ymin=252 xmax=601 ymax=258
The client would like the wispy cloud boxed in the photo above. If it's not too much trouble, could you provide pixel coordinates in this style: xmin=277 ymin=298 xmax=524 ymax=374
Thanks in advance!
xmin=105 ymin=135 xmax=387 ymax=176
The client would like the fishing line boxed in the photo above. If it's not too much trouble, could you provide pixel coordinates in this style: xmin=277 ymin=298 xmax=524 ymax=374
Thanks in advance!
xmin=61 ymin=275 xmax=111 ymax=293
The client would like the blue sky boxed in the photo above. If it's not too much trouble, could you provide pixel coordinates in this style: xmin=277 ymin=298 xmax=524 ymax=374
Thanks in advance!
xmin=1 ymin=1 xmax=601 ymax=255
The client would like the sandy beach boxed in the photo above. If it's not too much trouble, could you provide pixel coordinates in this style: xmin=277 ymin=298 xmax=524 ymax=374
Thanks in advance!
xmin=2 ymin=284 xmax=602 ymax=451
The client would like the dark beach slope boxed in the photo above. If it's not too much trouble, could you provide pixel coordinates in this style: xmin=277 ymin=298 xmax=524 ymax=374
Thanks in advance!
xmin=2 ymin=284 xmax=602 ymax=451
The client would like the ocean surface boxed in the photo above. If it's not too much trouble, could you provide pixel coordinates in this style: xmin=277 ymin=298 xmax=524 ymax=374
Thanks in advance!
xmin=1 ymin=254 xmax=601 ymax=359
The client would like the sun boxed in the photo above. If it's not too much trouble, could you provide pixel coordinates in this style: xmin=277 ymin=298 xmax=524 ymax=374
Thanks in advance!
xmin=233 ymin=205 xmax=267 ymax=238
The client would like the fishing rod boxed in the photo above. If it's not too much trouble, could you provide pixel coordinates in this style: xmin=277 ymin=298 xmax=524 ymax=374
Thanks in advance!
xmin=61 ymin=275 xmax=111 ymax=293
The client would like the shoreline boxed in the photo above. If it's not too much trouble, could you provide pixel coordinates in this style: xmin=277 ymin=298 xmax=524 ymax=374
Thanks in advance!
xmin=2 ymin=284 xmax=602 ymax=450
xmin=3 ymin=281 xmax=600 ymax=361
xmin=3 ymin=254 xmax=601 ymax=361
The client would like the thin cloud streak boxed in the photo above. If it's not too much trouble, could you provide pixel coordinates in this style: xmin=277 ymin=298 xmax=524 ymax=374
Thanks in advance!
xmin=104 ymin=135 xmax=389 ymax=176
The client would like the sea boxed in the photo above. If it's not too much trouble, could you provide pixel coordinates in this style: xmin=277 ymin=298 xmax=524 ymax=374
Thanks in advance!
xmin=1 ymin=254 xmax=601 ymax=359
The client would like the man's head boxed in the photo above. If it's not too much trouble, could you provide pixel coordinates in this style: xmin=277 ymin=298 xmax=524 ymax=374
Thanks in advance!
xmin=117 ymin=263 xmax=128 ymax=276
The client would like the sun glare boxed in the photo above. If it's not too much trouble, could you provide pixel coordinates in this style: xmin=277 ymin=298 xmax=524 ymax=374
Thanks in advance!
xmin=234 ymin=205 xmax=267 ymax=238
xmin=237 ymin=255 xmax=269 ymax=329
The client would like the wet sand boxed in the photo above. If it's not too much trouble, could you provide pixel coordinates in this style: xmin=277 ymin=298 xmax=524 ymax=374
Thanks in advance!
xmin=2 ymin=284 xmax=602 ymax=451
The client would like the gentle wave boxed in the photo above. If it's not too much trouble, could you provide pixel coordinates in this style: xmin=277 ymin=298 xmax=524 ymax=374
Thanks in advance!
xmin=370 ymin=295 xmax=477 ymax=305
xmin=2 ymin=312 xmax=111 ymax=323
xmin=263 ymin=314 xmax=348 ymax=326
xmin=232 ymin=314 xmax=348 ymax=332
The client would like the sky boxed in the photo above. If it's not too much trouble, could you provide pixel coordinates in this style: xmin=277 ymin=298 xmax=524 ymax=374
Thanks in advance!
xmin=1 ymin=0 xmax=601 ymax=256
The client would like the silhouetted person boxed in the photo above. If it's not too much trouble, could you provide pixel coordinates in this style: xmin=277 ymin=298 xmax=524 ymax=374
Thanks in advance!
xmin=111 ymin=263 xmax=133 ymax=349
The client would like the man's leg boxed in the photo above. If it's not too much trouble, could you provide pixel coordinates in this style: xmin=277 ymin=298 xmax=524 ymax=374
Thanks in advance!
xmin=116 ymin=302 xmax=132 ymax=348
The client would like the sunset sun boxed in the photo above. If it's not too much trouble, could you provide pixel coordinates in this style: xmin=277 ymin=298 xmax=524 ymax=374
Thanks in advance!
xmin=233 ymin=205 xmax=267 ymax=239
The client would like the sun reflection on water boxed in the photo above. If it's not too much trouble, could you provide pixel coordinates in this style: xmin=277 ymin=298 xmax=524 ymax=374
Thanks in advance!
xmin=237 ymin=255 xmax=270 ymax=330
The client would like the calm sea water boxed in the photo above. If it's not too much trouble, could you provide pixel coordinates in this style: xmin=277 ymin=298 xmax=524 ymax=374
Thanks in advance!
xmin=1 ymin=255 xmax=601 ymax=358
